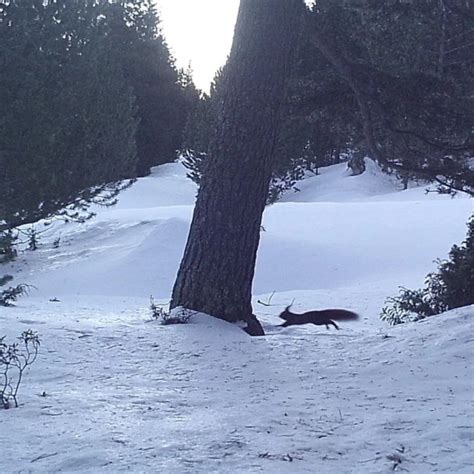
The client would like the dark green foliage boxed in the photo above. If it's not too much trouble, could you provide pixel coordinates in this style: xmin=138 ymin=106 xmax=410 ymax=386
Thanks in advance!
xmin=180 ymin=82 xmax=217 ymax=186
xmin=176 ymin=4 xmax=361 ymax=199
xmin=0 ymin=1 xmax=197 ymax=310
xmin=182 ymin=69 xmax=332 ymax=202
xmin=182 ymin=150 xmax=207 ymax=186
xmin=267 ymin=149 xmax=317 ymax=204
xmin=0 ymin=0 xmax=139 ymax=230
xmin=184 ymin=1 xmax=473 ymax=199
xmin=106 ymin=1 xmax=197 ymax=176
xmin=0 ymin=283 xmax=32 ymax=307
xmin=26 ymin=227 xmax=38 ymax=251
xmin=181 ymin=70 xmax=222 ymax=185
xmin=307 ymin=0 xmax=474 ymax=194
xmin=381 ymin=216 xmax=474 ymax=325
xmin=0 ymin=0 xmax=195 ymax=231
xmin=0 ymin=231 xmax=17 ymax=264
xmin=283 ymin=0 xmax=474 ymax=195
xmin=271 ymin=26 xmax=364 ymax=186
xmin=347 ymin=155 xmax=366 ymax=176
xmin=0 ymin=230 xmax=30 ymax=306
xmin=435 ymin=217 xmax=474 ymax=309
xmin=0 ymin=230 xmax=24 ymax=306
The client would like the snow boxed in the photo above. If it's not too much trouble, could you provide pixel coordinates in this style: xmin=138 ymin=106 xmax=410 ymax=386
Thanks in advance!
xmin=1 ymin=160 xmax=473 ymax=472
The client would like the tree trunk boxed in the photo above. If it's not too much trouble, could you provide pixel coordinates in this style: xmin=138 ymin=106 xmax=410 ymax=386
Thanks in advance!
xmin=171 ymin=0 xmax=303 ymax=335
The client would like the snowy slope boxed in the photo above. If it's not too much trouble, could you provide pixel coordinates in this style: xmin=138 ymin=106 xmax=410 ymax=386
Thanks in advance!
xmin=1 ymin=160 xmax=473 ymax=472
xmin=5 ymin=160 xmax=471 ymax=304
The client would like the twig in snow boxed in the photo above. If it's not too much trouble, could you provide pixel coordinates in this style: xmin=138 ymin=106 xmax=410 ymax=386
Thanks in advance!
xmin=257 ymin=291 xmax=276 ymax=307
xmin=258 ymin=452 xmax=300 ymax=462
xmin=31 ymin=452 xmax=59 ymax=463
xmin=387 ymin=448 xmax=410 ymax=472
xmin=359 ymin=456 xmax=383 ymax=464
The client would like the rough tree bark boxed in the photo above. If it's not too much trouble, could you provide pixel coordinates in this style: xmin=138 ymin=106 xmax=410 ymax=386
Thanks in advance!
xmin=171 ymin=0 xmax=303 ymax=335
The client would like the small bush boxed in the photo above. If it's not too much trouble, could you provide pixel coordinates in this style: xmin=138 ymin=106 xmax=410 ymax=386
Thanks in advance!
xmin=27 ymin=227 xmax=39 ymax=251
xmin=1 ymin=330 xmax=40 ymax=409
xmin=267 ymin=154 xmax=320 ymax=204
xmin=381 ymin=216 xmax=474 ymax=325
xmin=0 ymin=282 xmax=34 ymax=307
xmin=0 ymin=230 xmax=18 ymax=263
xmin=182 ymin=149 xmax=207 ymax=185
xmin=1 ymin=230 xmax=31 ymax=306
xmin=150 ymin=297 xmax=194 ymax=325
xmin=380 ymin=285 xmax=447 ymax=325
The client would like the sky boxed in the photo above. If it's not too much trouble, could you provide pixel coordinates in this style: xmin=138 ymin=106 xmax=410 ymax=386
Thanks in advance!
xmin=155 ymin=0 xmax=240 ymax=92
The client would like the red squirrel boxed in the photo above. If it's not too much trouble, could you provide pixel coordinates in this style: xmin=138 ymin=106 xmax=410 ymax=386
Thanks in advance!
xmin=279 ymin=305 xmax=359 ymax=330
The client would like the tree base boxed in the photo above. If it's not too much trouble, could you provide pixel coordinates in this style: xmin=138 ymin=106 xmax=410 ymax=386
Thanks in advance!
xmin=242 ymin=314 xmax=265 ymax=336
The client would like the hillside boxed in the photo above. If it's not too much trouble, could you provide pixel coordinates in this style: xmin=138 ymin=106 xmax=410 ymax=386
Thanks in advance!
xmin=1 ymin=160 xmax=472 ymax=472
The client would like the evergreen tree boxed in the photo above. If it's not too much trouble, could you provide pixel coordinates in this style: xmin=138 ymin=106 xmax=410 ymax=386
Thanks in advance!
xmin=307 ymin=0 xmax=474 ymax=194
xmin=181 ymin=17 xmax=361 ymax=201
xmin=0 ymin=0 xmax=138 ymax=230
xmin=171 ymin=0 xmax=304 ymax=336
xmin=183 ymin=1 xmax=473 ymax=199
xmin=181 ymin=69 xmax=223 ymax=184
xmin=381 ymin=215 xmax=474 ymax=325
xmin=101 ymin=0 xmax=197 ymax=176
xmin=0 ymin=0 xmax=196 ymax=231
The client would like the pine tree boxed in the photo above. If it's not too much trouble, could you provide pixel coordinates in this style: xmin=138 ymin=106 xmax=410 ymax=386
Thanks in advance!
xmin=171 ymin=0 xmax=304 ymax=336
xmin=0 ymin=0 xmax=139 ymax=230
xmin=101 ymin=0 xmax=196 ymax=176
xmin=182 ymin=1 xmax=473 ymax=199
xmin=381 ymin=215 xmax=474 ymax=325
xmin=181 ymin=16 xmax=360 ymax=200
xmin=181 ymin=68 xmax=225 ymax=184
xmin=307 ymin=0 xmax=474 ymax=194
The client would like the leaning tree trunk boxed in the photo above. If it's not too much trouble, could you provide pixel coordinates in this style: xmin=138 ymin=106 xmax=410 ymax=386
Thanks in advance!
xmin=171 ymin=0 xmax=303 ymax=335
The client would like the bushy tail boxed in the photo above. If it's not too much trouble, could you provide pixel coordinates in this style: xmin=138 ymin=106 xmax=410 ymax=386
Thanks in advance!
xmin=279 ymin=308 xmax=359 ymax=321
xmin=324 ymin=309 xmax=359 ymax=321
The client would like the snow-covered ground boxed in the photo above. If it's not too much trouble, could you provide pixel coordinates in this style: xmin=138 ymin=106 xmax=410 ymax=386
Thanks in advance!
xmin=1 ymin=160 xmax=473 ymax=472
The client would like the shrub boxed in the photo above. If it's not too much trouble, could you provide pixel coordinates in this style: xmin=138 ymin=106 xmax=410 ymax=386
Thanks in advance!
xmin=26 ymin=227 xmax=39 ymax=251
xmin=182 ymin=149 xmax=207 ymax=185
xmin=0 ymin=281 xmax=33 ymax=307
xmin=381 ymin=216 xmax=474 ymax=325
xmin=0 ymin=230 xmax=17 ymax=263
xmin=1 ymin=330 xmax=40 ymax=409
xmin=0 ymin=230 xmax=30 ymax=307
xmin=150 ymin=297 xmax=194 ymax=325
